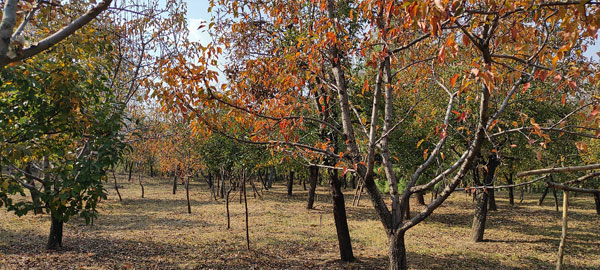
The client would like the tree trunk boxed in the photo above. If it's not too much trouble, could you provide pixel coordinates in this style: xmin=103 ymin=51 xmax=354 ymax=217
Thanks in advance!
xmin=112 ymin=169 xmax=122 ymax=202
xmin=25 ymin=163 xmax=42 ymax=214
xmin=553 ymin=188 xmax=559 ymax=212
xmin=46 ymin=214 xmax=63 ymax=250
xmin=388 ymin=232 xmax=407 ymax=270
xmin=139 ymin=174 xmax=144 ymax=198
xmin=488 ymin=184 xmax=497 ymax=211
xmin=593 ymin=192 xmax=600 ymax=215
xmin=329 ymin=170 xmax=354 ymax=262
xmin=351 ymin=174 xmax=356 ymax=189
xmin=243 ymin=175 xmax=250 ymax=250
xmin=186 ymin=177 xmax=191 ymax=214
xmin=307 ymin=165 xmax=319 ymax=209
xmin=539 ymin=186 xmax=549 ymax=205
xmin=416 ymin=192 xmax=425 ymax=205
xmin=556 ymin=191 xmax=568 ymax=270
xmin=172 ymin=175 xmax=178 ymax=194
xmin=287 ymin=170 xmax=294 ymax=196
xmin=127 ymin=162 xmax=133 ymax=182
xmin=226 ymin=185 xmax=232 ymax=229
xmin=506 ymin=173 xmax=514 ymax=206
xmin=471 ymin=155 xmax=499 ymax=242
xmin=471 ymin=190 xmax=488 ymax=242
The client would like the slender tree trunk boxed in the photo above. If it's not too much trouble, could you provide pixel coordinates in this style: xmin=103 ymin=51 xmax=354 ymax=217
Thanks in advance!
xmin=226 ymin=185 xmax=232 ymax=229
xmin=556 ymin=191 xmax=568 ymax=270
xmin=403 ymin=196 xmax=410 ymax=219
xmin=139 ymin=174 xmax=144 ymax=198
xmin=112 ymin=169 xmax=122 ymax=202
xmin=307 ymin=165 xmax=319 ymax=209
xmin=287 ymin=170 xmax=294 ymax=196
xmin=243 ymin=175 xmax=250 ymax=250
xmin=553 ymin=188 xmax=559 ymax=212
xmin=172 ymin=175 xmax=178 ymax=194
xmin=539 ymin=186 xmax=549 ymax=205
xmin=351 ymin=174 xmax=356 ymax=189
xmin=388 ymin=232 xmax=407 ymax=270
xmin=186 ymin=177 xmax=191 ymax=214
xmin=519 ymin=188 xmax=524 ymax=203
xmin=506 ymin=173 xmax=514 ymax=206
xmin=594 ymin=192 xmax=600 ymax=215
xmin=128 ymin=162 xmax=133 ymax=182
xmin=329 ymin=170 xmax=354 ymax=262
xmin=46 ymin=214 xmax=63 ymax=250
xmin=220 ymin=172 xmax=226 ymax=198
xmin=416 ymin=192 xmax=425 ymax=205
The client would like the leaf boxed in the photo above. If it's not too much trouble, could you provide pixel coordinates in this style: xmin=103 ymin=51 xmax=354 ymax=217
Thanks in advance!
xmin=450 ymin=74 xmax=459 ymax=88
xmin=417 ymin=139 xmax=425 ymax=148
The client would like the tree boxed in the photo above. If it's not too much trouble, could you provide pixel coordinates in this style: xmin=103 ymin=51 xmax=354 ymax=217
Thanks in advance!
xmin=0 ymin=0 xmax=112 ymax=67
xmin=158 ymin=1 xmax=600 ymax=269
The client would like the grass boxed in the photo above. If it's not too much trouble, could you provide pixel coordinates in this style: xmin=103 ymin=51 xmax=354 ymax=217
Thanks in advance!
xmin=1 ymin=174 xmax=599 ymax=269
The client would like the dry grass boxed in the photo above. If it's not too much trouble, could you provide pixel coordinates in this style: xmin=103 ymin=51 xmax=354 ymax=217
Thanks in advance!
xmin=1 ymin=175 xmax=599 ymax=269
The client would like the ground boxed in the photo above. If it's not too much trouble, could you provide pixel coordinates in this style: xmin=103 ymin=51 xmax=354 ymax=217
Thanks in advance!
xmin=1 ymin=175 xmax=599 ymax=269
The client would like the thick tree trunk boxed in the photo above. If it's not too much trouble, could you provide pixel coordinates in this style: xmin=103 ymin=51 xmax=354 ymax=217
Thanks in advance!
xmin=46 ymin=215 xmax=63 ymax=250
xmin=329 ymin=170 xmax=354 ymax=262
xmin=287 ymin=170 xmax=294 ymax=196
xmin=471 ymin=190 xmax=488 ymax=242
xmin=307 ymin=165 xmax=319 ymax=209
xmin=488 ymin=185 xmax=497 ymax=211
xmin=471 ymin=155 xmax=499 ymax=242
xmin=539 ymin=186 xmax=549 ymax=205
xmin=388 ymin=232 xmax=407 ymax=270
xmin=416 ymin=192 xmax=425 ymax=205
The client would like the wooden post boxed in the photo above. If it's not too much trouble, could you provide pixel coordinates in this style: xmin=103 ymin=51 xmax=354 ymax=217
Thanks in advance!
xmin=556 ymin=191 xmax=568 ymax=270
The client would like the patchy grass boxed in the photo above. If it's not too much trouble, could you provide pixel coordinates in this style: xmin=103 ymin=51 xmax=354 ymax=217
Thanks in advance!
xmin=1 ymin=175 xmax=599 ymax=269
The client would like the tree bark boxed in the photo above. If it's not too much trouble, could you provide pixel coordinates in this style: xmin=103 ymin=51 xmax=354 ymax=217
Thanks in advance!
xmin=287 ymin=170 xmax=294 ymax=196
xmin=46 ymin=214 xmax=63 ymax=250
xmin=506 ymin=173 xmax=514 ymax=206
xmin=226 ymin=184 xmax=232 ymax=229
xmin=139 ymin=174 xmax=144 ymax=198
xmin=25 ymin=163 xmax=42 ymax=214
xmin=471 ymin=155 xmax=499 ymax=242
xmin=186 ymin=177 xmax=191 ymax=214
xmin=173 ymin=175 xmax=178 ymax=194
xmin=128 ymin=162 xmax=133 ymax=182
xmin=488 ymin=184 xmax=497 ymax=211
xmin=112 ymin=169 xmax=122 ymax=202
xmin=416 ymin=192 xmax=425 ymax=205
xmin=556 ymin=191 xmax=568 ymax=270
xmin=243 ymin=175 xmax=250 ymax=250
xmin=471 ymin=190 xmax=488 ymax=242
xmin=539 ymin=186 xmax=549 ymax=206
xmin=307 ymin=165 xmax=318 ymax=209
xmin=594 ymin=193 xmax=600 ymax=215
xmin=388 ymin=232 xmax=407 ymax=270
xmin=329 ymin=170 xmax=354 ymax=262
xmin=553 ymin=188 xmax=559 ymax=212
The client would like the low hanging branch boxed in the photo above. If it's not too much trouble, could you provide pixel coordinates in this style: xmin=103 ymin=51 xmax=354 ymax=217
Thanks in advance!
xmin=456 ymin=175 xmax=548 ymax=191
xmin=516 ymin=164 xmax=600 ymax=177
xmin=546 ymin=182 xmax=600 ymax=195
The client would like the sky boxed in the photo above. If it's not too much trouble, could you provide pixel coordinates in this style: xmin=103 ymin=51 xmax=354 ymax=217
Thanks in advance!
xmin=185 ymin=1 xmax=211 ymax=45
